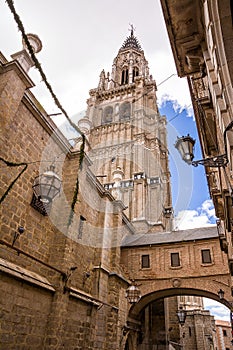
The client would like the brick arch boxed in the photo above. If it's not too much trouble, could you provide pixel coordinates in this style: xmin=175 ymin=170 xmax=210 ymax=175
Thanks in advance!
xmin=128 ymin=286 xmax=232 ymax=321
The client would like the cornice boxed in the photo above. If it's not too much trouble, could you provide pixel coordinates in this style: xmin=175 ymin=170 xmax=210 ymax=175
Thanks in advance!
xmin=95 ymin=83 xmax=136 ymax=100
xmin=0 ymin=59 xmax=34 ymax=89
xmin=0 ymin=51 xmax=8 ymax=64
xmin=22 ymin=91 xmax=71 ymax=154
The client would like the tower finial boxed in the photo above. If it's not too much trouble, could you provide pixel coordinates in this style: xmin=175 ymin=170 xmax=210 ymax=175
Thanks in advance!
xmin=129 ymin=23 xmax=136 ymax=37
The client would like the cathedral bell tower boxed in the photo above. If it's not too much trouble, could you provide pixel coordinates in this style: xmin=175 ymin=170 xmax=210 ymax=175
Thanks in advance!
xmin=78 ymin=27 xmax=173 ymax=233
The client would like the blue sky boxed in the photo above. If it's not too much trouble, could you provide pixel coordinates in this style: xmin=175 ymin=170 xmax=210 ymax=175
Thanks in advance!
xmin=159 ymin=100 xmax=217 ymax=229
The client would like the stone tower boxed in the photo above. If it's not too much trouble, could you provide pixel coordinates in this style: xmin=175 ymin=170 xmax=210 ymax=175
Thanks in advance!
xmin=78 ymin=29 xmax=216 ymax=349
xmin=78 ymin=27 xmax=173 ymax=233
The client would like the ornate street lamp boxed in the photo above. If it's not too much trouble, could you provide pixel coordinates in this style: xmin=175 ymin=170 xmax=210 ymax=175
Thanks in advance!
xmin=32 ymin=165 xmax=61 ymax=203
xmin=175 ymin=135 xmax=195 ymax=165
xmin=125 ymin=283 xmax=141 ymax=304
xmin=218 ymin=289 xmax=225 ymax=300
xmin=175 ymin=135 xmax=228 ymax=167
xmin=177 ymin=307 xmax=186 ymax=326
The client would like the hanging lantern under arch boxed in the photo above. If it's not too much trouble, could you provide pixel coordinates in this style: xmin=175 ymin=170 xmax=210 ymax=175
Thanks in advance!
xmin=125 ymin=284 xmax=141 ymax=304
xmin=177 ymin=306 xmax=186 ymax=326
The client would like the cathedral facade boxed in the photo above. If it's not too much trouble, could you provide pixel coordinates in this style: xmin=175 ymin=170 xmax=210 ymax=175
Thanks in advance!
xmin=78 ymin=28 xmax=173 ymax=234
xmin=0 ymin=26 xmax=231 ymax=350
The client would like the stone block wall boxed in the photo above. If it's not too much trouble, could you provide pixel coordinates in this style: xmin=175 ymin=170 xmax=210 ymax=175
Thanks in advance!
xmin=0 ymin=273 xmax=53 ymax=350
xmin=183 ymin=310 xmax=216 ymax=350
xmin=0 ymin=55 xmax=130 ymax=349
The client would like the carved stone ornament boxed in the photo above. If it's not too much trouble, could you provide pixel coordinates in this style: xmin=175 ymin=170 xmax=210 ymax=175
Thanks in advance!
xmin=172 ymin=278 xmax=181 ymax=288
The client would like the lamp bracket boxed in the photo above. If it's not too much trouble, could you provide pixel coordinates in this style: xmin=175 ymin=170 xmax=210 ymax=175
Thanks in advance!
xmin=192 ymin=154 xmax=228 ymax=167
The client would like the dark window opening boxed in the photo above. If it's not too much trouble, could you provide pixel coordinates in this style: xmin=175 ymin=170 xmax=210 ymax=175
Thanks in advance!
xmin=223 ymin=329 xmax=227 ymax=336
xmin=149 ymin=177 xmax=160 ymax=185
xmin=78 ymin=215 xmax=86 ymax=239
xmin=121 ymin=180 xmax=133 ymax=188
xmin=119 ymin=102 xmax=131 ymax=120
xmin=171 ymin=252 xmax=180 ymax=267
xmin=125 ymin=69 xmax=128 ymax=84
xmin=104 ymin=183 xmax=114 ymax=190
xmin=121 ymin=70 xmax=125 ymax=85
xmin=141 ymin=254 xmax=150 ymax=268
xmin=102 ymin=106 xmax=113 ymax=124
xmin=132 ymin=67 xmax=139 ymax=82
xmin=201 ymin=249 xmax=212 ymax=263
xmin=121 ymin=68 xmax=129 ymax=85
xmin=134 ymin=172 xmax=145 ymax=180
xmin=189 ymin=327 xmax=192 ymax=337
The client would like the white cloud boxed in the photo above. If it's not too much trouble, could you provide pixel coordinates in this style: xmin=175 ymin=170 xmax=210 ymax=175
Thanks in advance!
xmin=174 ymin=200 xmax=217 ymax=230
xmin=0 ymin=0 xmax=193 ymax=120
xmin=204 ymin=298 xmax=230 ymax=321
xmin=159 ymin=94 xmax=194 ymax=118
xmin=149 ymin=51 xmax=193 ymax=114
xmin=199 ymin=199 xmax=216 ymax=218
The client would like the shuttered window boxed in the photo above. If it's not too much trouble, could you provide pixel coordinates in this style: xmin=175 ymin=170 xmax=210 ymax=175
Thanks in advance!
xmin=201 ymin=249 xmax=212 ymax=263
xmin=171 ymin=253 xmax=180 ymax=267
xmin=141 ymin=255 xmax=150 ymax=268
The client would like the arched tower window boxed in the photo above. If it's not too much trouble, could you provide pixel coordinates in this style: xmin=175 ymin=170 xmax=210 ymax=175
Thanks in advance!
xmin=119 ymin=102 xmax=131 ymax=121
xmin=121 ymin=68 xmax=129 ymax=85
xmin=132 ymin=67 xmax=139 ymax=82
xmin=102 ymin=106 xmax=113 ymax=124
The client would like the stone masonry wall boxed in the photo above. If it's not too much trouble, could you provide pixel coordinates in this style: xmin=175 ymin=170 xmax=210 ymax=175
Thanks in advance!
xmin=0 ymin=273 xmax=53 ymax=350
xmin=0 ymin=57 xmax=130 ymax=349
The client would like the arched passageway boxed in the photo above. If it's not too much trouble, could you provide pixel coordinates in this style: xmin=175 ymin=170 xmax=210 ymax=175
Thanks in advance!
xmin=123 ymin=288 xmax=232 ymax=350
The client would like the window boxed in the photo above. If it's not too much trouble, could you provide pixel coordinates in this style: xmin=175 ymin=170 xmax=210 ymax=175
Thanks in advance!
xmin=133 ymin=172 xmax=145 ymax=180
xmin=132 ymin=67 xmax=139 ymax=82
xmin=141 ymin=255 xmax=150 ymax=268
xmin=119 ymin=102 xmax=131 ymax=120
xmin=121 ymin=180 xmax=133 ymax=188
xmin=223 ymin=329 xmax=227 ymax=336
xmin=164 ymin=207 xmax=173 ymax=217
xmin=171 ymin=253 xmax=180 ymax=267
xmin=121 ymin=68 xmax=129 ymax=85
xmin=149 ymin=177 xmax=160 ymax=185
xmin=104 ymin=183 xmax=114 ymax=190
xmin=189 ymin=327 xmax=192 ymax=337
xmin=102 ymin=106 xmax=113 ymax=124
xmin=78 ymin=215 xmax=86 ymax=239
xmin=201 ymin=249 xmax=212 ymax=263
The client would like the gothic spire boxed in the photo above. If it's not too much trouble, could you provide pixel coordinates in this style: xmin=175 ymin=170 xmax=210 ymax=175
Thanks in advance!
xmin=120 ymin=24 xmax=142 ymax=51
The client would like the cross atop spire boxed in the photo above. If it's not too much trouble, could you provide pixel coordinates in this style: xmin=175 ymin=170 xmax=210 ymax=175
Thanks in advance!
xmin=129 ymin=23 xmax=136 ymax=37
xmin=120 ymin=25 xmax=142 ymax=51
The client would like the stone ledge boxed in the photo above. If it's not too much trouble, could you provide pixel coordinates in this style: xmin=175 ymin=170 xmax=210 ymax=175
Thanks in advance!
xmin=0 ymin=257 xmax=55 ymax=292
xmin=0 ymin=59 xmax=34 ymax=89
xmin=69 ymin=287 xmax=100 ymax=307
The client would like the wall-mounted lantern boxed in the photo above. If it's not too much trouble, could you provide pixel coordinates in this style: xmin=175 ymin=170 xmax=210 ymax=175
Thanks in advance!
xmin=175 ymin=134 xmax=195 ymax=165
xmin=32 ymin=165 xmax=61 ymax=204
xmin=217 ymin=289 xmax=225 ymax=300
xmin=175 ymin=135 xmax=228 ymax=168
xmin=177 ymin=306 xmax=186 ymax=326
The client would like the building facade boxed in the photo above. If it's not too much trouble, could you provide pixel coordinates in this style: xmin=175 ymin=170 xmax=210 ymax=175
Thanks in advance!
xmin=78 ymin=27 xmax=173 ymax=234
xmin=160 ymin=0 xmax=233 ymax=277
xmin=0 ymin=40 xmax=133 ymax=349
xmin=216 ymin=320 xmax=232 ymax=350
xmin=0 ymin=27 xmax=232 ymax=350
